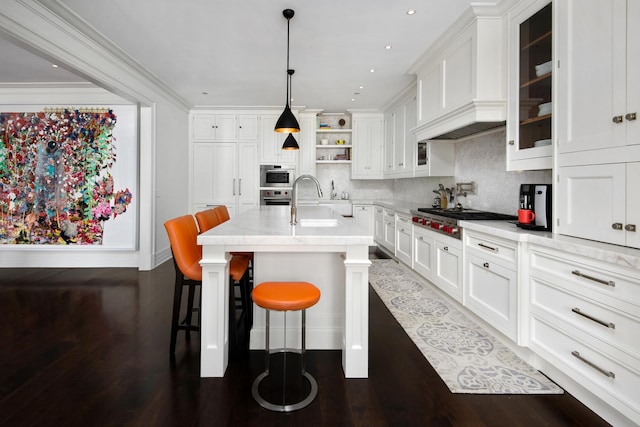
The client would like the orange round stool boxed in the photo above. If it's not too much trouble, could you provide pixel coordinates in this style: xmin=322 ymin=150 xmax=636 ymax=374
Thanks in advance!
xmin=251 ymin=281 xmax=321 ymax=412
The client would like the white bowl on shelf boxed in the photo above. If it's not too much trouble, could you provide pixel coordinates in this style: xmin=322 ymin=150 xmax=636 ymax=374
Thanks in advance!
xmin=534 ymin=139 xmax=552 ymax=147
xmin=535 ymin=61 xmax=552 ymax=77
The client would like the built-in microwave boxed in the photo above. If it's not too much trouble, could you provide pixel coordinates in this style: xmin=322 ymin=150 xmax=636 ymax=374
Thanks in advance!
xmin=260 ymin=165 xmax=295 ymax=187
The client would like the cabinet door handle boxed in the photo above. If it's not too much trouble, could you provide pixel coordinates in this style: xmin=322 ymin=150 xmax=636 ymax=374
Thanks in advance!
xmin=612 ymin=222 xmax=623 ymax=230
xmin=612 ymin=115 xmax=624 ymax=123
xmin=478 ymin=242 xmax=498 ymax=252
xmin=238 ymin=178 xmax=242 ymax=196
xmin=508 ymin=140 xmax=515 ymax=146
xmin=571 ymin=307 xmax=615 ymax=329
xmin=443 ymin=246 xmax=449 ymax=251
xmin=571 ymin=270 xmax=615 ymax=287
xmin=625 ymin=224 xmax=636 ymax=232
xmin=483 ymin=262 xmax=490 ymax=268
xmin=571 ymin=351 xmax=615 ymax=379
xmin=625 ymin=112 xmax=637 ymax=121
xmin=419 ymin=236 xmax=424 ymax=241
xmin=232 ymin=179 xmax=236 ymax=196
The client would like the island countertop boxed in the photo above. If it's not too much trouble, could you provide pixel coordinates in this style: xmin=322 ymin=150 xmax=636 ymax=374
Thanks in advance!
xmin=197 ymin=204 xmax=373 ymax=379
xmin=197 ymin=205 xmax=374 ymax=247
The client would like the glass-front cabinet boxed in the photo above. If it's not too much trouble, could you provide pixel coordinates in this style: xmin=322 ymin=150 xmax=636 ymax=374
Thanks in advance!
xmin=507 ymin=1 xmax=553 ymax=171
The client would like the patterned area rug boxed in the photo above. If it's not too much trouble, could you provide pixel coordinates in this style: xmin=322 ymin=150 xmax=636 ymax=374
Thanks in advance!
xmin=370 ymin=259 xmax=563 ymax=394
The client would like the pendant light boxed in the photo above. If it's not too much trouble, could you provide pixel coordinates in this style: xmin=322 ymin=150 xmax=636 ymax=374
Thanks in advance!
xmin=275 ymin=8 xmax=300 ymax=150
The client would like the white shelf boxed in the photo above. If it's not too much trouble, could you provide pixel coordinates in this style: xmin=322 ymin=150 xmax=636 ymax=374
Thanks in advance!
xmin=317 ymin=128 xmax=352 ymax=133
xmin=316 ymin=144 xmax=352 ymax=149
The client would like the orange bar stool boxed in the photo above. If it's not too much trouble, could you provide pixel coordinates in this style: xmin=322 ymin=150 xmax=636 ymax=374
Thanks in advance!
xmin=164 ymin=215 xmax=203 ymax=355
xmin=251 ymin=281 xmax=321 ymax=412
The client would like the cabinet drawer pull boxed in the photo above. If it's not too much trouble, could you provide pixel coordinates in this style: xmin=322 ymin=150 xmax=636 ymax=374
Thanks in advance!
xmin=443 ymin=246 xmax=449 ymax=251
xmin=625 ymin=112 xmax=637 ymax=121
xmin=571 ymin=307 xmax=615 ymax=329
xmin=625 ymin=224 xmax=636 ymax=232
xmin=508 ymin=140 xmax=515 ymax=145
xmin=419 ymin=236 xmax=424 ymax=241
xmin=571 ymin=351 xmax=615 ymax=379
xmin=611 ymin=222 xmax=623 ymax=230
xmin=612 ymin=115 xmax=624 ymax=123
xmin=478 ymin=243 xmax=498 ymax=252
xmin=571 ymin=270 xmax=615 ymax=287
xmin=483 ymin=262 xmax=490 ymax=268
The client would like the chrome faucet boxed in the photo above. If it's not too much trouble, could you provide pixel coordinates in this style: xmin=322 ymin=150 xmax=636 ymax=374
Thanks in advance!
xmin=290 ymin=174 xmax=323 ymax=225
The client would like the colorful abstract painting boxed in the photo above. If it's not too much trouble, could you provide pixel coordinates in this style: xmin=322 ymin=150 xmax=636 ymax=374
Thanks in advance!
xmin=0 ymin=109 xmax=133 ymax=245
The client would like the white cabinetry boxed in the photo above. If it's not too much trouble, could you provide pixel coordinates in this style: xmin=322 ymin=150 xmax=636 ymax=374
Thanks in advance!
xmin=395 ymin=212 xmax=413 ymax=266
xmin=297 ymin=111 xmax=320 ymax=177
xmin=260 ymin=114 xmax=297 ymax=164
xmin=412 ymin=225 xmax=436 ymax=282
xmin=374 ymin=205 xmax=385 ymax=245
xmin=351 ymin=112 xmax=383 ymax=179
xmin=383 ymin=95 xmax=416 ymax=178
xmin=410 ymin=8 xmax=506 ymax=141
xmin=413 ymin=141 xmax=455 ymax=178
xmin=382 ymin=208 xmax=396 ymax=253
xmin=353 ymin=204 xmax=374 ymax=235
xmin=558 ymin=162 xmax=640 ymax=249
xmin=464 ymin=230 xmax=519 ymax=341
xmin=556 ymin=0 xmax=639 ymax=158
xmin=192 ymin=142 xmax=258 ymax=217
xmin=192 ymin=114 xmax=258 ymax=142
xmin=433 ymin=235 xmax=463 ymax=303
xmin=506 ymin=1 xmax=553 ymax=171
xmin=528 ymin=244 xmax=640 ymax=426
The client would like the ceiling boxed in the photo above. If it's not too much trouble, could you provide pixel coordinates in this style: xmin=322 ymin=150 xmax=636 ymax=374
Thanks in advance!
xmin=0 ymin=0 xmax=478 ymax=112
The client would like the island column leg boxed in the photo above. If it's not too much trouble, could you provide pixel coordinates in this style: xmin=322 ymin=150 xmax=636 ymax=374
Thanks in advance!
xmin=199 ymin=245 xmax=231 ymax=377
xmin=343 ymin=245 xmax=372 ymax=378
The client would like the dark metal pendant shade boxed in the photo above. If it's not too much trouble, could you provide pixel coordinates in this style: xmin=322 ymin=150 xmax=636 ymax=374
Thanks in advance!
xmin=275 ymin=104 xmax=300 ymax=134
xmin=276 ymin=8 xmax=301 ymax=147
xmin=282 ymin=133 xmax=299 ymax=150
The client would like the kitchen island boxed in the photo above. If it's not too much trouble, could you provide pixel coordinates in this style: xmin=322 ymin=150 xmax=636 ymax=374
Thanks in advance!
xmin=197 ymin=205 xmax=374 ymax=378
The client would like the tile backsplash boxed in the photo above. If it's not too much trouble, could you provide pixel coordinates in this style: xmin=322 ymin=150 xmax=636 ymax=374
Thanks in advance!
xmin=313 ymin=127 xmax=552 ymax=214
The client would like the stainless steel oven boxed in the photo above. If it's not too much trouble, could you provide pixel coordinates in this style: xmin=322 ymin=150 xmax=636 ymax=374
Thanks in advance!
xmin=260 ymin=165 xmax=295 ymax=188
xmin=261 ymin=189 xmax=291 ymax=205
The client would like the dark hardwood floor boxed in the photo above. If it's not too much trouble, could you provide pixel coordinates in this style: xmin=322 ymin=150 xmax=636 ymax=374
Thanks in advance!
xmin=0 ymin=259 xmax=611 ymax=427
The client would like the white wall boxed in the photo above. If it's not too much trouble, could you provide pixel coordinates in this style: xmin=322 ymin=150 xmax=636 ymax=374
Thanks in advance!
xmin=153 ymin=102 xmax=189 ymax=266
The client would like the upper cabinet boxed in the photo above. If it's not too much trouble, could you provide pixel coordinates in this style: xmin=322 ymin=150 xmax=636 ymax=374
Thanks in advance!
xmin=384 ymin=95 xmax=416 ymax=178
xmin=351 ymin=112 xmax=384 ymax=179
xmin=409 ymin=6 xmax=507 ymax=142
xmin=192 ymin=114 xmax=259 ymax=142
xmin=556 ymin=0 xmax=639 ymax=161
xmin=259 ymin=114 xmax=298 ymax=164
xmin=506 ymin=1 xmax=553 ymax=171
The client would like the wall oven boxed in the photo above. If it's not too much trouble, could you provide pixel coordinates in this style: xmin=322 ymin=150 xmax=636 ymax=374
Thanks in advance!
xmin=261 ymin=189 xmax=291 ymax=205
xmin=260 ymin=165 xmax=295 ymax=188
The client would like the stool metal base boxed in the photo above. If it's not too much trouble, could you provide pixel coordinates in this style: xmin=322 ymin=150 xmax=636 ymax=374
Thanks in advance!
xmin=251 ymin=369 xmax=318 ymax=412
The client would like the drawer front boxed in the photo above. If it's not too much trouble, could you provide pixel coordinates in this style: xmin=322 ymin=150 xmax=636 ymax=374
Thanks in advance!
xmin=465 ymin=231 xmax=517 ymax=266
xmin=465 ymin=253 xmax=517 ymax=340
xmin=530 ymin=247 xmax=640 ymax=310
xmin=530 ymin=317 xmax=640 ymax=419
xmin=531 ymin=276 xmax=640 ymax=356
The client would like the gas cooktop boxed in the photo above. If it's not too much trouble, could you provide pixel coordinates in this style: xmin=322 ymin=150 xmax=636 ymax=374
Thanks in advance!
xmin=416 ymin=208 xmax=517 ymax=221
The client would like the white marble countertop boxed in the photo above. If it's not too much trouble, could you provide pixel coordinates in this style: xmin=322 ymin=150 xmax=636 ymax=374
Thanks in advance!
xmin=197 ymin=205 xmax=374 ymax=247
xmin=461 ymin=220 xmax=640 ymax=271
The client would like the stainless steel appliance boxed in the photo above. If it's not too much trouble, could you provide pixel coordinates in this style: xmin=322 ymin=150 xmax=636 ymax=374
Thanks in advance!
xmin=260 ymin=165 xmax=295 ymax=188
xmin=517 ymin=184 xmax=552 ymax=231
xmin=261 ymin=189 xmax=291 ymax=205
xmin=411 ymin=208 xmax=517 ymax=239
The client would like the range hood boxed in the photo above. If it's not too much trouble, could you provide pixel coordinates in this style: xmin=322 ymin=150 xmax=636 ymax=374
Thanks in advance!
xmin=409 ymin=5 xmax=507 ymax=141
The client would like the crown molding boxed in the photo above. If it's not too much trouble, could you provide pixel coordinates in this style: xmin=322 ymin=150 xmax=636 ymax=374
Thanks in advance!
xmin=0 ymin=0 xmax=190 ymax=110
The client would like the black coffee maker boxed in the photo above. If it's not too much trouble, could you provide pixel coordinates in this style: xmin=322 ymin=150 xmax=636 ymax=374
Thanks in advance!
xmin=517 ymin=184 xmax=552 ymax=231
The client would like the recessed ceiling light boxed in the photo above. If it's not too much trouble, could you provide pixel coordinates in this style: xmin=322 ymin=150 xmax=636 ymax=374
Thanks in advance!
xmin=370 ymin=69 xmax=375 ymax=73
xmin=385 ymin=45 xmax=392 ymax=50
xmin=407 ymin=10 xmax=416 ymax=15
xmin=51 ymin=64 xmax=59 ymax=68
xmin=359 ymin=85 xmax=364 ymax=89
xmin=351 ymin=98 xmax=356 ymax=102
